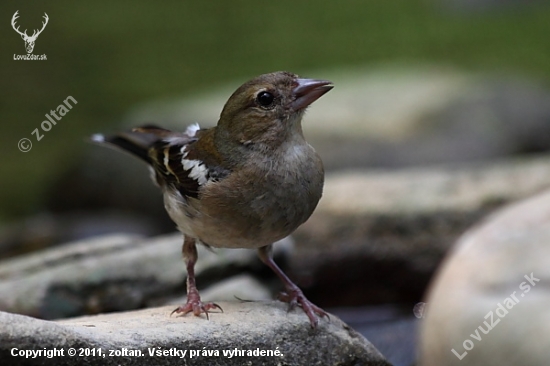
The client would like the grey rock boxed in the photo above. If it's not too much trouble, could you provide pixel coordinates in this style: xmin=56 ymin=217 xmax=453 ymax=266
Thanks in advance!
xmin=292 ymin=155 xmax=550 ymax=305
xmin=0 ymin=303 xmax=390 ymax=366
xmin=419 ymin=188 xmax=550 ymax=366
xmin=0 ymin=233 xmax=263 ymax=319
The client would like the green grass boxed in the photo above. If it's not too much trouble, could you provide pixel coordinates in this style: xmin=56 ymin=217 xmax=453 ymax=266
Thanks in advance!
xmin=1 ymin=0 xmax=550 ymax=218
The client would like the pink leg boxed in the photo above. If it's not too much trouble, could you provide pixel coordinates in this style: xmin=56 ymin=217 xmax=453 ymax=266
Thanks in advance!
xmin=258 ymin=245 xmax=329 ymax=328
xmin=171 ymin=236 xmax=222 ymax=319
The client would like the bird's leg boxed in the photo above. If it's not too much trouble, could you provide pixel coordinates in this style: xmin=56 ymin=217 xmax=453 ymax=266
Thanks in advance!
xmin=171 ymin=236 xmax=222 ymax=319
xmin=258 ymin=245 xmax=329 ymax=328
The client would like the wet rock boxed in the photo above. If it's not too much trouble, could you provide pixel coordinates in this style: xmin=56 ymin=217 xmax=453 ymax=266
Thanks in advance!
xmin=419 ymin=189 xmax=550 ymax=366
xmin=0 ymin=303 xmax=390 ymax=366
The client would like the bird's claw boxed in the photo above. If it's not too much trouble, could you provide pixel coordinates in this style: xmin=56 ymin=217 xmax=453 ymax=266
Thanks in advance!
xmin=278 ymin=289 xmax=330 ymax=328
xmin=171 ymin=300 xmax=223 ymax=320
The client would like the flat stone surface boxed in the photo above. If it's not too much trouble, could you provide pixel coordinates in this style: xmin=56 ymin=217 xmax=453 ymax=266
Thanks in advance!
xmin=0 ymin=302 xmax=390 ymax=366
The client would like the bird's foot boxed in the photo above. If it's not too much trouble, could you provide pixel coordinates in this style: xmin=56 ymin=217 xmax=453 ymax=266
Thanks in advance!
xmin=278 ymin=288 xmax=329 ymax=328
xmin=171 ymin=297 xmax=223 ymax=320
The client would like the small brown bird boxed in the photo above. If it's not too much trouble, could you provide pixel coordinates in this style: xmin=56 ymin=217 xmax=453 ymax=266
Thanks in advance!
xmin=92 ymin=71 xmax=333 ymax=327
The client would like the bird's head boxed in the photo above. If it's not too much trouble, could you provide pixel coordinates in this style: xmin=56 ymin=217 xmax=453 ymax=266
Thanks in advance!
xmin=216 ymin=71 xmax=333 ymax=152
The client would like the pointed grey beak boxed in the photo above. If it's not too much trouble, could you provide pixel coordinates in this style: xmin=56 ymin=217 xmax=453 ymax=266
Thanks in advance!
xmin=291 ymin=78 xmax=333 ymax=111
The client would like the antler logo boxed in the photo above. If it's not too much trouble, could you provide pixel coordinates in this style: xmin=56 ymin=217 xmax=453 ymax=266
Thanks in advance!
xmin=11 ymin=10 xmax=49 ymax=54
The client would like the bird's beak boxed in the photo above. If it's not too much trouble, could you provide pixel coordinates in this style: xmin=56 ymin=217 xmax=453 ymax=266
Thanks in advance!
xmin=291 ymin=78 xmax=333 ymax=111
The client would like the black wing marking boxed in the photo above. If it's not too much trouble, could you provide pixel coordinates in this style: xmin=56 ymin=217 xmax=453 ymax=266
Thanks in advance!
xmin=148 ymin=133 xmax=230 ymax=199
xmin=92 ymin=124 xmax=230 ymax=199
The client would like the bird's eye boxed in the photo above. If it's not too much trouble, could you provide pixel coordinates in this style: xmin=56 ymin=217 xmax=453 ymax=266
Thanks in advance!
xmin=256 ymin=91 xmax=275 ymax=108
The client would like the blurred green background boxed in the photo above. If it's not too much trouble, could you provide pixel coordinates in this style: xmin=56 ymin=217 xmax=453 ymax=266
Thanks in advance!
xmin=1 ymin=0 xmax=550 ymax=221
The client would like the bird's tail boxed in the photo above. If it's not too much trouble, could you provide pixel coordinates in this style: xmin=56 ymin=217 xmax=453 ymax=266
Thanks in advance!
xmin=91 ymin=125 xmax=173 ymax=164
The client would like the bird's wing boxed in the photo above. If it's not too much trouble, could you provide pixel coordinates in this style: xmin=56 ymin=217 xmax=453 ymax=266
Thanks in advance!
xmin=92 ymin=124 xmax=230 ymax=199
xmin=146 ymin=128 xmax=230 ymax=199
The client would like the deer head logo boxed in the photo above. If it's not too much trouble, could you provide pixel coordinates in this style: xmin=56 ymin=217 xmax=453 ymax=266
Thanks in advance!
xmin=11 ymin=11 xmax=49 ymax=54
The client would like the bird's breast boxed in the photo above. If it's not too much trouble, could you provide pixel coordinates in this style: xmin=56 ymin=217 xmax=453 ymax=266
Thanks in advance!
xmin=168 ymin=143 xmax=324 ymax=249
